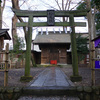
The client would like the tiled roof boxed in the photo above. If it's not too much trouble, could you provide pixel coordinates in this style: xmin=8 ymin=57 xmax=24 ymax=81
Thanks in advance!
xmin=33 ymin=33 xmax=89 ymax=44
xmin=0 ymin=29 xmax=11 ymax=40
xmin=34 ymin=33 xmax=71 ymax=44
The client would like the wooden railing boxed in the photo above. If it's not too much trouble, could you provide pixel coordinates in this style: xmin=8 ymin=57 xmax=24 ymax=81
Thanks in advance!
xmin=0 ymin=62 xmax=5 ymax=69
xmin=0 ymin=43 xmax=9 ymax=87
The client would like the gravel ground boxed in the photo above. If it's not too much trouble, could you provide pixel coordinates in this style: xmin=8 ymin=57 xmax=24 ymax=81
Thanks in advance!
xmin=0 ymin=65 xmax=100 ymax=87
xmin=61 ymin=64 xmax=100 ymax=86
xmin=0 ymin=67 xmax=45 ymax=87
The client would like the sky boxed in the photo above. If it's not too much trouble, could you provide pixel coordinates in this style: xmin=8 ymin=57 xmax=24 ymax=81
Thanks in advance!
xmin=2 ymin=0 xmax=88 ymax=49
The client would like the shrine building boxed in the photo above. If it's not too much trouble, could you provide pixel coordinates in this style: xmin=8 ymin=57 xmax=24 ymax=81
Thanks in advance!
xmin=33 ymin=31 xmax=70 ymax=64
xmin=33 ymin=31 xmax=88 ymax=65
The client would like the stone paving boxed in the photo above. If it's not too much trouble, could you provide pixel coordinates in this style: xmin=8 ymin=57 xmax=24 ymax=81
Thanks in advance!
xmin=30 ymin=67 xmax=71 ymax=87
xmin=18 ymin=67 xmax=80 ymax=100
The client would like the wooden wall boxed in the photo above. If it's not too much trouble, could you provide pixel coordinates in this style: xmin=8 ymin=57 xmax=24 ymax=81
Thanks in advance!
xmin=41 ymin=45 xmax=67 ymax=64
xmin=41 ymin=48 xmax=50 ymax=64
xmin=0 ymin=37 xmax=4 ymax=50
xmin=59 ymin=48 xmax=67 ymax=64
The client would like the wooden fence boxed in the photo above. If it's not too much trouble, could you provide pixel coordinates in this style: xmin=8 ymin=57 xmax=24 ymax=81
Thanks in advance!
xmin=0 ymin=43 xmax=9 ymax=87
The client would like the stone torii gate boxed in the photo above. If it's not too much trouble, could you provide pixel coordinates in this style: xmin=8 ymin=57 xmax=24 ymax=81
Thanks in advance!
xmin=12 ymin=9 xmax=89 ymax=82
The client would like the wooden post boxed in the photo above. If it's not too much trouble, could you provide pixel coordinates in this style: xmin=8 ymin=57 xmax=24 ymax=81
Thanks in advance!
xmin=69 ymin=15 xmax=82 ymax=82
xmin=4 ymin=43 xmax=9 ymax=87
xmin=86 ymin=0 xmax=96 ymax=85
xmin=91 ymin=42 xmax=95 ymax=85
xmin=20 ymin=15 xmax=33 ymax=82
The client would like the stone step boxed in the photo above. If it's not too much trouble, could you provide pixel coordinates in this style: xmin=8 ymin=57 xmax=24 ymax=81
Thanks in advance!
xmin=18 ymin=96 xmax=80 ymax=100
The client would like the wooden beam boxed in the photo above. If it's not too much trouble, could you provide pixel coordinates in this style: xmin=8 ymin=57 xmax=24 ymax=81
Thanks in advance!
xmin=12 ymin=8 xmax=90 ymax=17
xmin=16 ymin=22 xmax=86 ymax=27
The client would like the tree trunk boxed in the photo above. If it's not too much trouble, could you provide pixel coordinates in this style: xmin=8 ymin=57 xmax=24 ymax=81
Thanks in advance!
xmin=12 ymin=14 xmax=17 ymax=46
xmin=12 ymin=0 xmax=36 ymax=67
xmin=31 ymin=53 xmax=37 ymax=67
xmin=0 ymin=1 xmax=2 ymax=28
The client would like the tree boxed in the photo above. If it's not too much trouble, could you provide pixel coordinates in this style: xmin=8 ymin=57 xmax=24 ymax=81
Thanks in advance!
xmin=12 ymin=0 xmax=19 ymax=45
xmin=11 ymin=0 xmax=36 ymax=67
xmin=77 ymin=0 xmax=100 ymax=34
xmin=76 ymin=34 xmax=89 ymax=62
xmin=93 ymin=0 xmax=100 ymax=34
xmin=0 ymin=0 xmax=6 ymax=28
xmin=93 ymin=0 xmax=100 ymax=11
xmin=10 ymin=36 xmax=25 ymax=67
xmin=41 ymin=0 xmax=81 ymax=30
xmin=11 ymin=0 xmax=27 ymax=45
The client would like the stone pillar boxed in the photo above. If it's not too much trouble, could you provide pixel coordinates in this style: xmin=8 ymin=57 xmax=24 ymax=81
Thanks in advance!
xmin=20 ymin=16 xmax=33 ymax=82
xmin=69 ymin=15 xmax=82 ymax=82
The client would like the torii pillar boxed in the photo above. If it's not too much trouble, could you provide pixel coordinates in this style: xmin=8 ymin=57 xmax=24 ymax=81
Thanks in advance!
xmin=69 ymin=15 xmax=82 ymax=82
xmin=20 ymin=16 xmax=33 ymax=82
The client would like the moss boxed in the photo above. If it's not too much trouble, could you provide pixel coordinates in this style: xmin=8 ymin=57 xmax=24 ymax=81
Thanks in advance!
xmin=20 ymin=76 xmax=33 ymax=82
xmin=84 ymin=86 xmax=92 ymax=93
xmin=70 ymin=75 xmax=82 ymax=82
xmin=77 ymin=86 xmax=83 ymax=92
xmin=37 ymin=64 xmax=58 ymax=67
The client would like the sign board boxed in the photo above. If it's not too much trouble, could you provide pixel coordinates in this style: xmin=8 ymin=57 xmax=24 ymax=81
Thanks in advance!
xmin=95 ymin=61 xmax=100 ymax=68
xmin=93 ymin=37 xmax=100 ymax=48
xmin=47 ymin=10 xmax=55 ymax=26
xmin=95 ymin=55 xmax=100 ymax=68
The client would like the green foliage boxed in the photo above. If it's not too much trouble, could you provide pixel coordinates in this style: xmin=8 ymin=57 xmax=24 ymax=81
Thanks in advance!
xmin=95 ymin=12 xmax=100 ymax=30
xmin=10 ymin=36 xmax=25 ymax=61
xmin=93 ymin=0 xmax=100 ymax=10
xmin=92 ymin=0 xmax=100 ymax=32
xmin=77 ymin=2 xmax=86 ymax=10
xmin=77 ymin=1 xmax=100 ymax=34
xmin=76 ymin=34 xmax=89 ymax=61
xmin=76 ymin=0 xmax=96 ymax=10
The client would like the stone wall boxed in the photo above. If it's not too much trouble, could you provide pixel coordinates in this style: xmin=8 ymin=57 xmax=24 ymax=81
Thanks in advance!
xmin=0 ymin=86 xmax=100 ymax=100
xmin=0 ymin=87 xmax=22 ymax=100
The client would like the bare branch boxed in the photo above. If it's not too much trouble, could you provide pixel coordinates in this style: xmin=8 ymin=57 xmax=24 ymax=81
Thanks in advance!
xmin=40 ymin=0 xmax=58 ymax=10
xmin=62 ymin=0 xmax=64 ymax=10
xmin=55 ymin=0 xmax=61 ymax=10
xmin=2 ymin=0 xmax=6 ymax=12
xmin=67 ymin=0 xmax=72 ymax=10
xmin=65 ymin=0 xmax=69 ymax=10
xmin=17 ymin=17 xmax=27 ymax=42
xmin=70 ymin=1 xmax=82 ymax=10
xmin=19 ymin=0 xmax=29 ymax=7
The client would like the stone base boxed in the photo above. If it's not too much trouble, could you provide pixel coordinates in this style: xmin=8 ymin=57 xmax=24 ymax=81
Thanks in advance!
xmin=20 ymin=76 xmax=33 ymax=82
xmin=70 ymin=75 xmax=82 ymax=82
